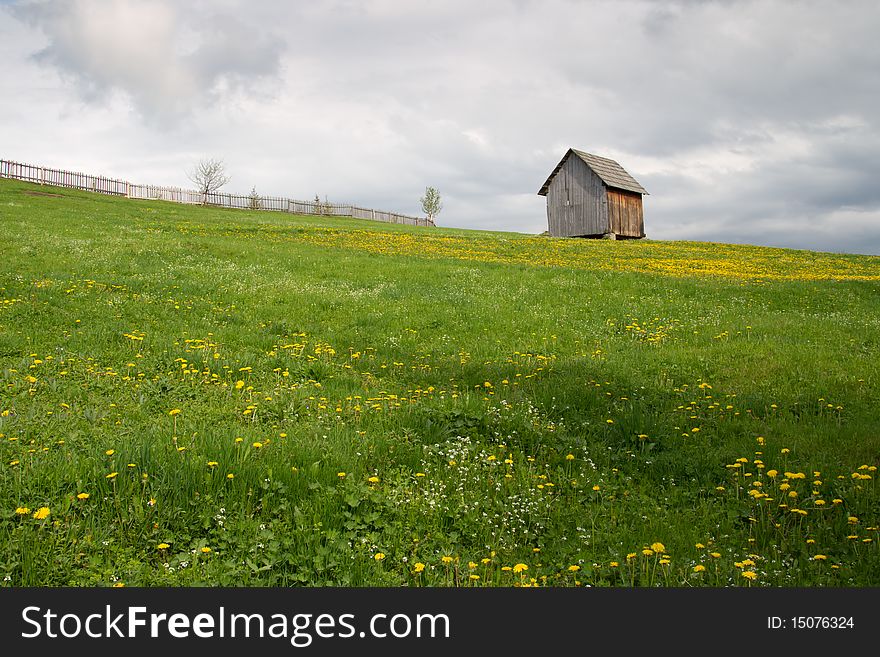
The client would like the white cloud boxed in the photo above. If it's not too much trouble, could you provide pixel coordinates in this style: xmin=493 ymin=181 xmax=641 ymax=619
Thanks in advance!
xmin=13 ymin=0 xmax=284 ymax=121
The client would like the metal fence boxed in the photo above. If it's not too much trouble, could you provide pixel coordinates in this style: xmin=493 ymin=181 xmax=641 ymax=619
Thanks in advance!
xmin=0 ymin=159 xmax=433 ymax=227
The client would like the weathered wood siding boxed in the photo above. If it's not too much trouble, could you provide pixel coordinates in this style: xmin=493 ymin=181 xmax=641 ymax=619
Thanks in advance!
xmin=606 ymin=187 xmax=644 ymax=238
xmin=546 ymin=156 xmax=608 ymax=237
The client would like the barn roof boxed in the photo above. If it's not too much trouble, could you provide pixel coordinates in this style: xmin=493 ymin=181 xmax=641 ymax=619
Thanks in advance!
xmin=537 ymin=149 xmax=648 ymax=196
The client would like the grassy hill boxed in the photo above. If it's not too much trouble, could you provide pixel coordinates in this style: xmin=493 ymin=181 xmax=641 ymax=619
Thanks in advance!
xmin=1 ymin=177 xmax=878 ymax=586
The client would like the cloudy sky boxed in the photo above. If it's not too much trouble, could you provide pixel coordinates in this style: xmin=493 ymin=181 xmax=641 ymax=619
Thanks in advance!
xmin=2 ymin=0 xmax=879 ymax=254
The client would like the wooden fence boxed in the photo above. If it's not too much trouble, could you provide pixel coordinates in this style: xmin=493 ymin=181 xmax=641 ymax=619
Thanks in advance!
xmin=0 ymin=159 xmax=433 ymax=227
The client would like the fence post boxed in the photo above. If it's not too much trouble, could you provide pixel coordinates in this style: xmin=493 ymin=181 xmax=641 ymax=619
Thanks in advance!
xmin=2 ymin=158 xmax=424 ymax=227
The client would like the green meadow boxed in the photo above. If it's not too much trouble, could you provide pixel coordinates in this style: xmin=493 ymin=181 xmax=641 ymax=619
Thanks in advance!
xmin=1 ymin=177 xmax=878 ymax=586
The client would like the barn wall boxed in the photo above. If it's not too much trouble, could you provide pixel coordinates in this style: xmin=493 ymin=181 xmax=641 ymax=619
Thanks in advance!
xmin=546 ymin=156 xmax=607 ymax=237
xmin=606 ymin=187 xmax=644 ymax=237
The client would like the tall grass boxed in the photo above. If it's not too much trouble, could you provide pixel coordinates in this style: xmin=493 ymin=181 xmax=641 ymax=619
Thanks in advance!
xmin=1 ymin=178 xmax=878 ymax=586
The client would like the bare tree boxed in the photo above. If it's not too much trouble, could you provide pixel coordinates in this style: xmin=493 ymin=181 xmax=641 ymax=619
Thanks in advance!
xmin=248 ymin=186 xmax=262 ymax=210
xmin=313 ymin=194 xmax=333 ymax=216
xmin=187 ymin=157 xmax=231 ymax=204
xmin=420 ymin=186 xmax=442 ymax=225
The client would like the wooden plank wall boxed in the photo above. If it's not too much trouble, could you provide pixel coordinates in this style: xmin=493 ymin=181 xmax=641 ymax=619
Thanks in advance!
xmin=546 ymin=156 xmax=607 ymax=237
xmin=606 ymin=187 xmax=644 ymax=237
xmin=0 ymin=159 xmax=428 ymax=227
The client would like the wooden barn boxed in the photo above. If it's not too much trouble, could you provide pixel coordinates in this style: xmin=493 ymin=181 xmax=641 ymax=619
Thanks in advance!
xmin=538 ymin=149 xmax=648 ymax=239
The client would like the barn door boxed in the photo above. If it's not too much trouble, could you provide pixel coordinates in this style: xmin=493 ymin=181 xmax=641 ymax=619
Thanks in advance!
xmin=607 ymin=188 xmax=643 ymax=237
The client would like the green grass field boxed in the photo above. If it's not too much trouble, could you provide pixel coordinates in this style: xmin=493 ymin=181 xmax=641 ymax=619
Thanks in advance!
xmin=1 ymin=177 xmax=878 ymax=587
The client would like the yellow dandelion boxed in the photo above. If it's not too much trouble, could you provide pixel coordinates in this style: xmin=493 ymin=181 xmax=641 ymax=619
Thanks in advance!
xmin=32 ymin=507 xmax=50 ymax=520
xmin=77 ymin=493 xmax=89 ymax=500
xmin=374 ymin=553 xmax=386 ymax=561
xmin=693 ymin=565 xmax=706 ymax=573
xmin=568 ymin=565 xmax=581 ymax=572
xmin=168 ymin=409 xmax=181 ymax=416
xmin=157 ymin=543 xmax=170 ymax=550
xmin=413 ymin=562 xmax=425 ymax=573
xmin=512 ymin=563 xmax=528 ymax=573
